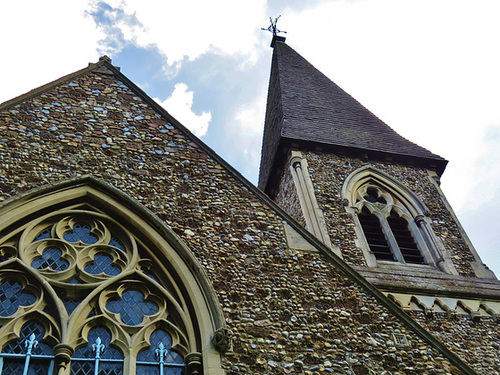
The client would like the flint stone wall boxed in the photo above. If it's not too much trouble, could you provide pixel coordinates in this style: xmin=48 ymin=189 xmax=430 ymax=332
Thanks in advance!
xmin=0 ymin=71 xmax=465 ymax=374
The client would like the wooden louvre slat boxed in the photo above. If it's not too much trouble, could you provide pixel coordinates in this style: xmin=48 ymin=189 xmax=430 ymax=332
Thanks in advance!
xmin=358 ymin=208 xmax=395 ymax=261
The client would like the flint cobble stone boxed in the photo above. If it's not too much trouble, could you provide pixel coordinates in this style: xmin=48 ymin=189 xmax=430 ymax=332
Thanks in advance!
xmin=0 ymin=71 xmax=468 ymax=374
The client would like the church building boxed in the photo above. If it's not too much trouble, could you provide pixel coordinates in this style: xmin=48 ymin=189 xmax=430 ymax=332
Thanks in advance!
xmin=0 ymin=34 xmax=498 ymax=374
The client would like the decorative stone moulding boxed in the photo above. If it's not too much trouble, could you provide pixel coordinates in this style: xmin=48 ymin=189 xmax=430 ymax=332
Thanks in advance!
xmin=0 ymin=177 xmax=227 ymax=374
xmin=387 ymin=292 xmax=500 ymax=321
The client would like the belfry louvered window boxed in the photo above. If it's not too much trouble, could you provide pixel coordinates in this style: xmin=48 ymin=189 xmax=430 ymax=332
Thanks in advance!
xmin=356 ymin=186 xmax=425 ymax=264
xmin=358 ymin=207 xmax=394 ymax=261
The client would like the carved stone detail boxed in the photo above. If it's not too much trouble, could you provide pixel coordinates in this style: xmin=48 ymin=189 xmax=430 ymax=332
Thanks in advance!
xmin=212 ymin=327 xmax=232 ymax=353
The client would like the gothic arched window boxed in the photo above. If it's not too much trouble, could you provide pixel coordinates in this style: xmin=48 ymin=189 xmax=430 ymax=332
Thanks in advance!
xmin=0 ymin=321 xmax=55 ymax=375
xmin=342 ymin=166 xmax=457 ymax=274
xmin=357 ymin=187 xmax=424 ymax=264
xmin=0 ymin=177 xmax=227 ymax=374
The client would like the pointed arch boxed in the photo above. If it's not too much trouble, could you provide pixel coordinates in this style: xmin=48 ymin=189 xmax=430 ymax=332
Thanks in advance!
xmin=342 ymin=165 xmax=428 ymax=216
xmin=0 ymin=176 xmax=226 ymax=374
xmin=342 ymin=166 xmax=456 ymax=273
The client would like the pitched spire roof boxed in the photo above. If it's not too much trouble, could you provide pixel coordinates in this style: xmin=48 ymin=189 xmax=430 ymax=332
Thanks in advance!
xmin=258 ymin=41 xmax=447 ymax=192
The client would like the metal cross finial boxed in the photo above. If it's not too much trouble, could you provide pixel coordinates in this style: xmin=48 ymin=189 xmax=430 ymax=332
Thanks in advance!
xmin=156 ymin=342 xmax=169 ymax=375
xmin=23 ymin=333 xmax=39 ymax=375
xmin=92 ymin=336 xmax=105 ymax=375
xmin=261 ymin=15 xmax=287 ymax=36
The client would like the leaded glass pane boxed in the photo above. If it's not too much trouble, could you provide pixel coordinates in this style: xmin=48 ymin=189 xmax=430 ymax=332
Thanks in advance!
xmin=33 ymin=227 xmax=52 ymax=242
xmin=137 ymin=330 xmax=184 ymax=375
xmin=31 ymin=247 xmax=69 ymax=271
xmin=84 ymin=254 xmax=120 ymax=276
xmin=64 ymin=224 xmax=98 ymax=244
xmin=0 ymin=321 xmax=54 ymax=375
xmin=106 ymin=290 xmax=158 ymax=325
xmin=26 ymin=358 xmax=52 ymax=375
xmin=2 ymin=321 xmax=52 ymax=356
xmin=1 ymin=357 xmax=24 ymax=374
xmin=0 ymin=280 xmax=36 ymax=317
xmin=73 ymin=328 xmax=122 ymax=360
xmin=63 ymin=299 xmax=81 ymax=315
xmin=71 ymin=327 xmax=123 ymax=375
xmin=109 ymin=237 xmax=125 ymax=252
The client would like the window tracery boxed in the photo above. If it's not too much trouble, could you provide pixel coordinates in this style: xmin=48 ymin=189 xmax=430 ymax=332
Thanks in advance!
xmin=342 ymin=166 xmax=457 ymax=274
xmin=0 ymin=208 xmax=190 ymax=374
xmin=0 ymin=179 xmax=227 ymax=374
xmin=356 ymin=185 xmax=424 ymax=264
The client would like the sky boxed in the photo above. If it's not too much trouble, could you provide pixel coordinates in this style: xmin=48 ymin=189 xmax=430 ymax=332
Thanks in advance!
xmin=1 ymin=0 xmax=500 ymax=277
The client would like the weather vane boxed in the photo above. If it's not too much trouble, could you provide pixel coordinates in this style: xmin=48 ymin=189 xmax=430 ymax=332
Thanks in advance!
xmin=261 ymin=15 xmax=287 ymax=36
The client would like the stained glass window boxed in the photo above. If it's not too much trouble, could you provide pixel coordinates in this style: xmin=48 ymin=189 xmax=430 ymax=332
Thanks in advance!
xmin=34 ymin=227 xmax=52 ymax=242
xmin=71 ymin=327 xmax=123 ymax=375
xmin=85 ymin=254 xmax=121 ymax=276
xmin=64 ymin=224 xmax=98 ymax=244
xmin=0 ymin=321 xmax=54 ymax=375
xmin=31 ymin=247 xmax=69 ymax=271
xmin=0 ymin=280 xmax=36 ymax=317
xmin=136 ymin=330 xmax=184 ymax=375
xmin=106 ymin=290 xmax=158 ymax=325
xmin=109 ymin=237 xmax=125 ymax=252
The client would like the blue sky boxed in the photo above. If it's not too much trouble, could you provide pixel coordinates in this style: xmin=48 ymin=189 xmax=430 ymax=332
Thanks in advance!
xmin=2 ymin=0 xmax=500 ymax=277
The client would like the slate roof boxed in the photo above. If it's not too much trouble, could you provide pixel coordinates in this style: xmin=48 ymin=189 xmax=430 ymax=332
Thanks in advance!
xmin=258 ymin=41 xmax=447 ymax=192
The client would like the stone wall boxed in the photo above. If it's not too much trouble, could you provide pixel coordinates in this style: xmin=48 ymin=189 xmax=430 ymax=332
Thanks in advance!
xmin=274 ymin=155 xmax=306 ymax=228
xmin=410 ymin=312 xmax=500 ymax=374
xmin=300 ymin=151 xmax=476 ymax=276
xmin=0 ymin=70 xmax=470 ymax=374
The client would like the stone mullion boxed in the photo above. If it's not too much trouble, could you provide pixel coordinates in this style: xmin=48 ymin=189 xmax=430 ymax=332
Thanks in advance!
xmin=379 ymin=215 xmax=405 ymax=263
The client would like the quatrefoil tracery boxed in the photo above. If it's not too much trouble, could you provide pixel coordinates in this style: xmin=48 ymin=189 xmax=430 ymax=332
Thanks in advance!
xmin=0 ymin=206 xmax=193 ymax=366
xmin=19 ymin=212 xmax=134 ymax=285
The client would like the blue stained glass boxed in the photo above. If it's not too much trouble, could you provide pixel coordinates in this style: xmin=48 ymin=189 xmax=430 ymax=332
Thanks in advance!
xmin=106 ymin=290 xmax=158 ymax=325
xmin=84 ymin=254 xmax=120 ymax=276
xmin=33 ymin=227 xmax=52 ymax=242
xmin=0 ymin=280 xmax=36 ymax=316
xmin=137 ymin=330 xmax=184 ymax=375
xmin=63 ymin=299 xmax=81 ymax=315
xmin=2 ymin=321 xmax=53 ymax=355
xmin=31 ymin=247 xmax=68 ymax=271
xmin=64 ymin=224 xmax=98 ymax=244
xmin=109 ymin=236 xmax=125 ymax=252
xmin=71 ymin=327 xmax=123 ymax=375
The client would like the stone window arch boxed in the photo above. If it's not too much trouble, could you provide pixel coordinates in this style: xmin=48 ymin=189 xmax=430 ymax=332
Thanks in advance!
xmin=342 ymin=166 xmax=456 ymax=274
xmin=0 ymin=177 xmax=227 ymax=374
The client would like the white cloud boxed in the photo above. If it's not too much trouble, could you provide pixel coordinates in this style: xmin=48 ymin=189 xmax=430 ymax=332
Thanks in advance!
xmin=0 ymin=1 xmax=103 ymax=103
xmin=157 ymin=83 xmax=211 ymax=137
xmin=89 ymin=0 xmax=267 ymax=70
xmin=234 ymin=101 xmax=265 ymax=171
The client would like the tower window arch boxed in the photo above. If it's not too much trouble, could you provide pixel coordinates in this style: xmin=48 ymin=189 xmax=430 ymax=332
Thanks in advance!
xmin=357 ymin=187 xmax=424 ymax=264
xmin=342 ymin=166 xmax=456 ymax=273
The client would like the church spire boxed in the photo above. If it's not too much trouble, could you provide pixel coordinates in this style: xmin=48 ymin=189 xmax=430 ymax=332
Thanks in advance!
xmin=258 ymin=42 xmax=447 ymax=195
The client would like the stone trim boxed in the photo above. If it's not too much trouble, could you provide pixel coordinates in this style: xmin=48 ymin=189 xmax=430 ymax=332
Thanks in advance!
xmin=342 ymin=166 xmax=457 ymax=274
xmin=0 ymin=177 xmax=226 ymax=375
xmin=427 ymin=171 xmax=497 ymax=279
xmin=386 ymin=292 xmax=500 ymax=321
xmin=289 ymin=151 xmax=341 ymax=257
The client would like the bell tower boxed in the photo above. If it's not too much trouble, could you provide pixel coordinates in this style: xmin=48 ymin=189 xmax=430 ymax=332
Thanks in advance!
xmin=259 ymin=38 xmax=500 ymax=312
